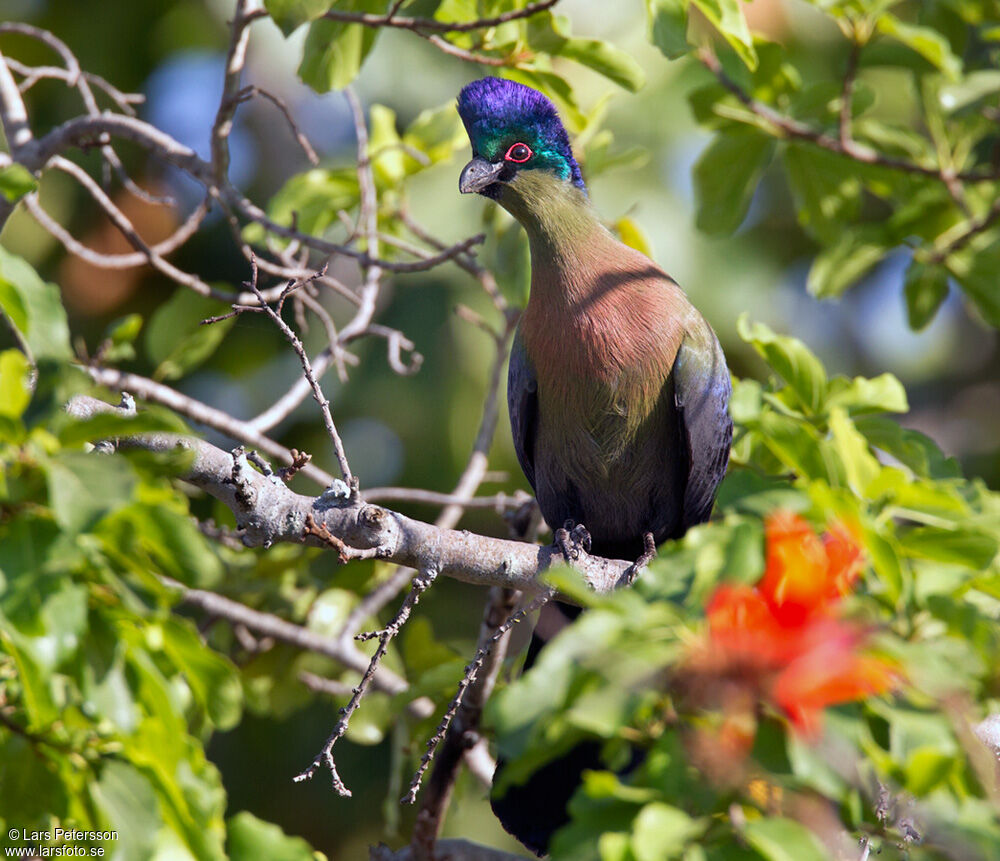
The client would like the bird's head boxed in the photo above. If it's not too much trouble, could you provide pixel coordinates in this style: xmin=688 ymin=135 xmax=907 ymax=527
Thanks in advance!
xmin=456 ymin=77 xmax=585 ymax=207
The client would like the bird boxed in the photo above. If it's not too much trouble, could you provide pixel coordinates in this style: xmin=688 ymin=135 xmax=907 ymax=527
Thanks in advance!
xmin=456 ymin=77 xmax=733 ymax=855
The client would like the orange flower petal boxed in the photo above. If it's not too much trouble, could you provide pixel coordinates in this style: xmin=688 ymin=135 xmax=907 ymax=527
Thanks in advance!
xmin=759 ymin=512 xmax=831 ymax=626
xmin=772 ymin=632 xmax=897 ymax=736
xmin=822 ymin=520 xmax=865 ymax=599
xmin=706 ymin=584 xmax=794 ymax=665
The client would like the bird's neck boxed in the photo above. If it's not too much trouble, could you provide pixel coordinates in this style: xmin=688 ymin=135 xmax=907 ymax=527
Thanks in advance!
xmin=497 ymin=172 xmax=607 ymax=297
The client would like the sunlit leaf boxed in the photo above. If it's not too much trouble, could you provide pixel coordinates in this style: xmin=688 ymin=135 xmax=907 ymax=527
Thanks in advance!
xmin=0 ymin=163 xmax=38 ymax=203
xmin=693 ymin=130 xmax=773 ymax=236
xmin=646 ymin=0 xmax=690 ymax=59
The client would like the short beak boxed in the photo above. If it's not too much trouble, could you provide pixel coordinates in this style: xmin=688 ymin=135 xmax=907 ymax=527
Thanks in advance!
xmin=459 ymin=157 xmax=504 ymax=194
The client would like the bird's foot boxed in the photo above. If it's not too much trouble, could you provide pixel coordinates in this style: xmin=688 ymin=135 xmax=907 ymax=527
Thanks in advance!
xmin=554 ymin=520 xmax=591 ymax=563
xmin=621 ymin=532 xmax=656 ymax=586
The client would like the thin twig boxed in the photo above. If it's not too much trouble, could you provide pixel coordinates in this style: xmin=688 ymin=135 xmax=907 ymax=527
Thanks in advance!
xmin=211 ymin=0 xmax=253 ymax=180
xmin=408 ymin=587 xmax=522 ymax=856
xmin=24 ymin=193 xmax=209 ymax=269
xmin=404 ymin=589 xmax=553 ymax=805
xmin=838 ymin=39 xmax=861 ymax=151
xmin=318 ymin=0 xmax=558 ymax=34
xmin=696 ymin=48 xmax=999 ymax=184
xmin=236 ymin=84 xmax=319 ymax=165
xmin=363 ymin=488 xmax=522 ymax=510
xmin=162 ymin=576 xmax=413 ymax=697
xmin=293 ymin=568 xmax=439 ymax=795
xmin=240 ymin=259 xmax=355 ymax=483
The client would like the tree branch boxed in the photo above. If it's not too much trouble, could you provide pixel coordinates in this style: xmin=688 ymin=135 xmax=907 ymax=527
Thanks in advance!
xmin=82 ymin=365 xmax=336 ymax=488
xmin=64 ymin=394 xmax=632 ymax=595
xmin=317 ymin=0 xmax=559 ymax=34
xmin=697 ymin=48 xmax=1000 ymax=184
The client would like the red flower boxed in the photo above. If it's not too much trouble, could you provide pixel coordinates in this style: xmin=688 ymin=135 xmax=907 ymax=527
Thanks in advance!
xmin=702 ymin=512 xmax=896 ymax=737
xmin=758 ymin=511 xmax=861 ymax=627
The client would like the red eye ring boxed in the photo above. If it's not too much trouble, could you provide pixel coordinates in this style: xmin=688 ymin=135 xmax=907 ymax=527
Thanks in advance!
xmin=504 ymin=142 xmax=533 ymax=163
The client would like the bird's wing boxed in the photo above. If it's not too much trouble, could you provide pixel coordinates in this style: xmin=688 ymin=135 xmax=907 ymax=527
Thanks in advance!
xmin=673 ymin=327 xmax=733 ymax=529
xmin=508 ymin=327 xmax=539 ymax=490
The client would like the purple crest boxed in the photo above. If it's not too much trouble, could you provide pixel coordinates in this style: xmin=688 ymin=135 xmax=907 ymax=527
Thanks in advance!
xmin=457 ymin=77 xmax=585 ymax=190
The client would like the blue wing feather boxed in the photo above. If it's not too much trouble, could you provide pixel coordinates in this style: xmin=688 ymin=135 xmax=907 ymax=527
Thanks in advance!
xmin=508 ymin=328 xmax=539 ymax=490
xmin=673 ymin=332 xmax=733 ymax=529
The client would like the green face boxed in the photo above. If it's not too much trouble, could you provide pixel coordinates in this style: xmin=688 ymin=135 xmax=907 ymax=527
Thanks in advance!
xmin=471 ymin=127 xmax=575 ymax=184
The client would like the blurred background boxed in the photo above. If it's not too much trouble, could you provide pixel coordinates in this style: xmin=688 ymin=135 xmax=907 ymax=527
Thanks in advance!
xmin=1 ymin=0 xmax=997 ymax=856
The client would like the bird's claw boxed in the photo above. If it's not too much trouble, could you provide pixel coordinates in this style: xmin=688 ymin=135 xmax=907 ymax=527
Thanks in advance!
xmin=555 ymin=520 xmax=591 ymax=563
xmin=621 ymin=532 xmax=656 ymax=586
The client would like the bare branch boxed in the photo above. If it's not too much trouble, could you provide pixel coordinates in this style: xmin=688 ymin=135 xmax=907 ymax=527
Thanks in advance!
xmin=418 ymin=34 xmax=510 ymax=67
xmin=211 ymin=0 xmax=254 ymax=180
xmin=234 ymin=259 xmax=355 ymax=483
xmin=82 ymin=365 xmax=336 ymax=487
xmin=318 ymin=0 xmax=559 ymax=33
xmin=13 ymin=111 xmax=485 ymax=273
xmin=0 ymin=46 xmax=35 ymax=153
xmin=293 ymin=568 xmax=438 ymax=794
xmin=161 ymin=576 xmax=414 ymax=700
xmin=64 ymin=394 xmax=632 ymax=593
xmin=24 ymin=193 xmax=209 ymax=269
xmin=437 ymin=316 xmax=516 ymax=529
xmin=697 ymin=48 xmax=1000 ymax=185
xmin=237 ymin=84 xmax=319 ymax=165
xmin=408 ymin=588 xmax=524 ymax=855
xmin=363 ymin=487 xmax=524 ymax=511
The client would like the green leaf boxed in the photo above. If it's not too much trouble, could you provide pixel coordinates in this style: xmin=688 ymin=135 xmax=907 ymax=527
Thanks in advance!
xmin=161 ymin=619 xmax=242 ymax=730
xmin=263 ymin=0 xmax=331 ymax=36
xmin=647 ymin=0 xmax=690 ymax=59
xmin=806 ymin=227 xmax=890 ymax=298
xmin=0 ymin=163 xmax=38 ymax=203
xmin=0 ymin=735 xmax=68 ymax=822
xmin=690 ymin=0 xmax=757 ymax=70
xmin=46 ymin=451 xmax=136 ymax=533
xmin=693 ymin=130 xmax=773 ymax=236
xmin=227 ymin=811 xmax=317 ymax=861
xmin=402 ymin=102 xmax=467 ymax=166
xmin=829 ymin=407 xmax=881 ymax=495
xmin=903 ymin=746 xmax=957 ymax=795
xmin=743 ymin=817 xmax=830 ymax=861
xmin=904 ymin=259 xmax=950 ymax=330
xmin=876 ymin=13 xmax=962 ymax=80
xmin=947 ymin=239 xmax=1000 ymax=327
xmin=0 ymin=349 xmax=31 ymax=418
xmin=97 ymin=498 xmax=223 ymax=588
xmin=0 ymin=246 xmax=72 ymax=361
xmin=102 ymin=312 xmax=144 ymax=358
xmin=298 ymin=12 xmax=378 ymax=92
xmin=90 ymin=761 xmax=161 ymax=860
xmin=146 ymin=290 xmax=234 ymax=382
xmin=369 ymin=104 xmax=406 ymax=187
xmin=783 ymin=145 xmax=861 ymax=243
xmin=560 ymin=37 xmax=646 ymax=92
xmin=737 ymin=315 xmax=827 ymax=414
xmin=855 ymin=416 xmax=960 ymax=479
xmin=939 ymin=70 xmax=1000 ymax=112
xmin=900 ymin=526 xmax=998 ymax=568
xmin=824 ymin=373 xmax=908 ymax=415
xmin=631 ymin=803 xmax=705 ymax=861
xmin=58 ymin=409 xmax=186 ymax=448
xmin=256 ymin=168 xmax=359 ymax=240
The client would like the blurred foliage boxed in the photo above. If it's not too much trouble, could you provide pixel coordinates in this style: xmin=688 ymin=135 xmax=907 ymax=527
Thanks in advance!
xmin=1 ymin=0 xmax=999 ymax=859
xmin=491 ymin=320 xmax=1000 ymax=859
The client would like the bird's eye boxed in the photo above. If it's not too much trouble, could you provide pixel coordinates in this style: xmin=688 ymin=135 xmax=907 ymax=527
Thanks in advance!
xmin=504 ymin=142 xmax=533 ymax=163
